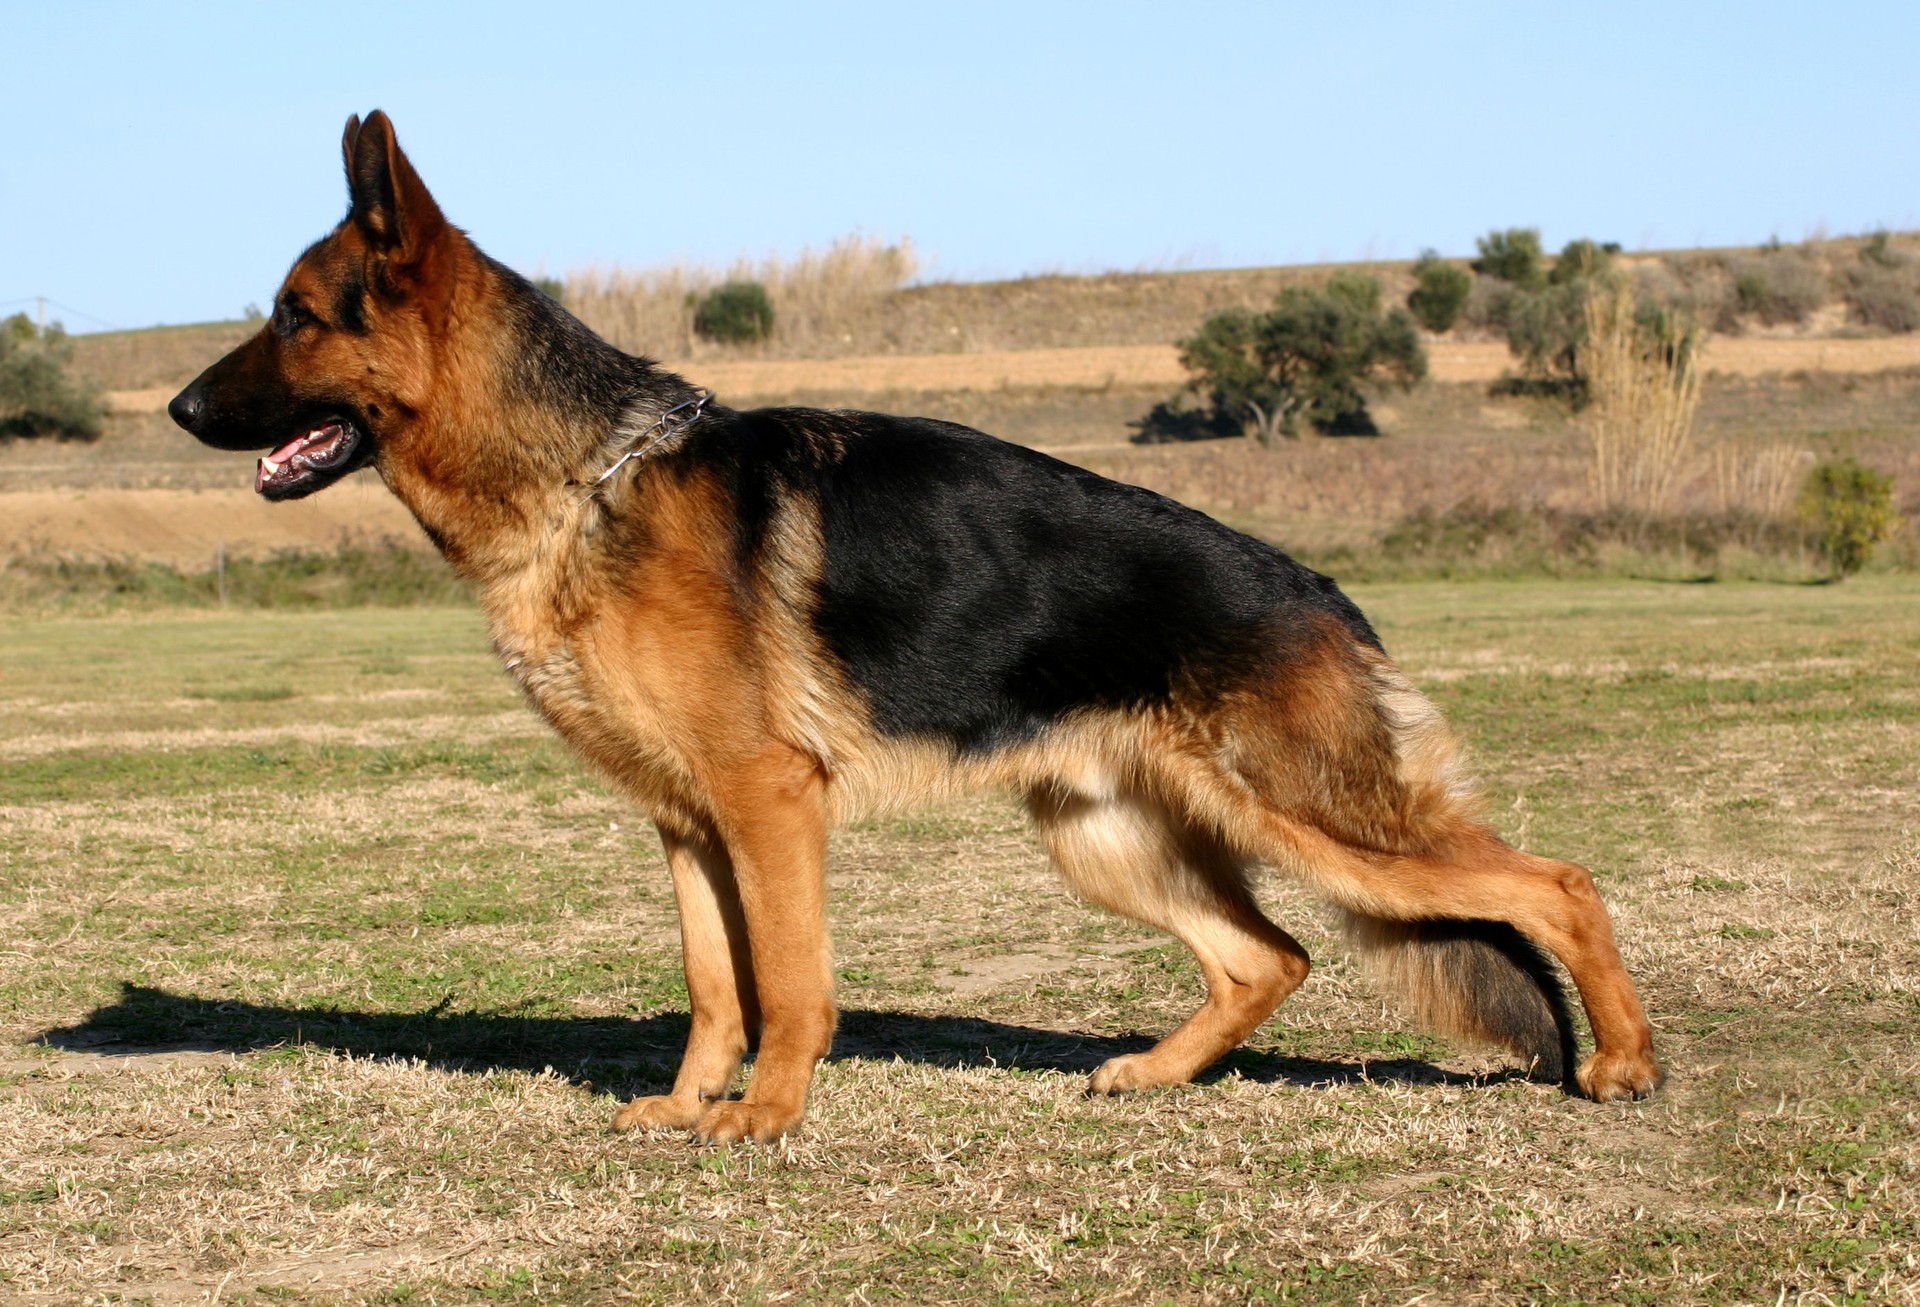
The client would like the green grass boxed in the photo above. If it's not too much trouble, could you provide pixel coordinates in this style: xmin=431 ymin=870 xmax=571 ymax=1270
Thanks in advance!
xmin=0 ymin=539 xmax=469 ymax=612
xmin=1 ymin=580 xmax=1917 ymax=1302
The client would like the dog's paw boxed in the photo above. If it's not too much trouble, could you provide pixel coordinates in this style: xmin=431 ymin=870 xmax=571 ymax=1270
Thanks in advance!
xmin=691 ymin=1099 xmax=803 ymax=1145
xmin=1575 ymin=1048 xmax=1664 ymax=1102
xmin=1088 ymin=1052 xmax=1182 ymax=1096
xmin=611 ymin=1095 xmax=703 ymax=1132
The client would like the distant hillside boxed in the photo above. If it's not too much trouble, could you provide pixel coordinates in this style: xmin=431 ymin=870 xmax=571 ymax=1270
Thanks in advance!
xmin=66 ymin=231 xmax=1920 ymax=395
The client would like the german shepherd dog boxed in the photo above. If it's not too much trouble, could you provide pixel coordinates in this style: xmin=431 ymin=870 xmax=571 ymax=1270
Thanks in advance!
xmin=170 ymin=112 xmax=1661 ymax=1143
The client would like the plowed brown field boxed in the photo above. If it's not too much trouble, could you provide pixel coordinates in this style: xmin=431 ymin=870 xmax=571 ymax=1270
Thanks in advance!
xmin=2 ymin=478 xmax=424 ymax=568
xmin=103 ymin=334 xmax=1920 ymax=413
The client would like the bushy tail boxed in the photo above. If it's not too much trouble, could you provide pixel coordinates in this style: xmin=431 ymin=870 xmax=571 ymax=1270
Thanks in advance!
xmin=1339 ymin=912 xmax=1577 ymax=1085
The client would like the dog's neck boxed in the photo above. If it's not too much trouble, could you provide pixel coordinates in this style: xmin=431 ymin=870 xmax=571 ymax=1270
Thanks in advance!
xmin=375 ymin=252 xmax=701 ymax=587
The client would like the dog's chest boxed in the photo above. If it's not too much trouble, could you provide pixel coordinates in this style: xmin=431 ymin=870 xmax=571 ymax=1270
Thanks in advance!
xmin=497 ymin=635 xmax=585 ymax=717
xmin=488 ymin=606 xmax=685 ymax=798
xmin=491 ymin=613 xmax=624 ymax=735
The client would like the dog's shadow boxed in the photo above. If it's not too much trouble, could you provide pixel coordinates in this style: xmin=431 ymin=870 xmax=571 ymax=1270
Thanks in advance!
xmin=36 ymin=982 xmax=1525 ymax=1098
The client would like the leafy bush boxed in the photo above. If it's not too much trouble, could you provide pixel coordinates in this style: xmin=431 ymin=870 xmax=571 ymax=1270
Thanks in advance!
xmin=1727 ymin=250 xmax=1828 ymax=326
xmin=532 ymin=276 xmax=566 ymax=303
xmin=1406 ymin=252 xmax=1473 ymax=333
xmin=1471 ymin=228 xmax=1546 ymax=288
xmin=691 ymin=280 xmax=775 ymax=345
xmin=1175 ymin=273 xmax=1426 ymax=446
xmin=1485 ymin=239 xmax=1635 ymax=402
xmin=1797 ymin=458 xmax=1897 ymax=579
xmin=1502 ymin=280 xmax=1589 ymax=393
xmin=1549 ymin=238 xmax=1618 ymax=285
xmin=0 ymin=313 xmax=107 ymax=441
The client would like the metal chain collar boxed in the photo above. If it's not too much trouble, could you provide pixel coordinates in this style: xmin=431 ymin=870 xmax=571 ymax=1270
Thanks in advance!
xmin=594 ymin=389 xmax=713 ymax=485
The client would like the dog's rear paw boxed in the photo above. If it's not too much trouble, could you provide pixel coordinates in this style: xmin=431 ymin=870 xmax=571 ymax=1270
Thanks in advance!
xmin=1576 ymin=1048 xmax=1664 ymax=1102
xmin=692 ymin=1099 xmax=804 ymax=1144
xmin=1089 ymin=1052 xmax=1185 ymax=1096
xmin=612 ymin=1094 xmax=703 ymax=1132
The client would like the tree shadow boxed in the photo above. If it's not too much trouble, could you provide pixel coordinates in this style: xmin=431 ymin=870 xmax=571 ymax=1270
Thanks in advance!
xmin=1128 ymin=398 xmax=1244 ymax=444
xmin=35 ymin=983 xmax=1537 ymax=1101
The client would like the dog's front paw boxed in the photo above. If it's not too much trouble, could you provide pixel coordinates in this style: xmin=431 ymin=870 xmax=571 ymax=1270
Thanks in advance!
xmin=691 ymin=1099 xmax=804 ymax=1144
xmin=612 ymin=1094 xmax=704 ymax=1132
xmin=1576 ymin=1048 xmax=1664 ymax=1102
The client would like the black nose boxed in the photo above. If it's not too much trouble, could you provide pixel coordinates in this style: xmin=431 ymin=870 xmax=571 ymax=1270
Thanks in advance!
xmin=168 ymin=385 xmax=204 ymax=432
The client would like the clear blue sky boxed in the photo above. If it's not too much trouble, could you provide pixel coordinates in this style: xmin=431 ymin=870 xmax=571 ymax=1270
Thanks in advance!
xmin=5 ymin=1 xmax=1917 ymax=332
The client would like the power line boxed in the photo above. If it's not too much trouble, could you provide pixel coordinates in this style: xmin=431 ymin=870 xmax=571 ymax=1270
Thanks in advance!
xmin=0 ymin=296 xmax=124 ymax=332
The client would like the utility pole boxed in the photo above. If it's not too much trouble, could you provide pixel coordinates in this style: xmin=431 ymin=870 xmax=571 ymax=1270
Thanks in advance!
xmin=35 ymin=296 xmax=45 ymax=336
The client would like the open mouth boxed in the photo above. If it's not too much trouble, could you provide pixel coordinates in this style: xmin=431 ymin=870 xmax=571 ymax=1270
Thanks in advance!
xmin=256 ymin=419 xmax=366 ymax=499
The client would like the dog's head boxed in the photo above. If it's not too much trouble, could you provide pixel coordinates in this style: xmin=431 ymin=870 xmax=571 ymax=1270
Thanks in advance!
xmin=169 ymin=112 xmax=456 ymax=500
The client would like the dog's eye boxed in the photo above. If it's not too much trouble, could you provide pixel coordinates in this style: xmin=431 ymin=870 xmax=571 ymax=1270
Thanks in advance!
xmin=273 ymin=301 xmax=321 ymax=337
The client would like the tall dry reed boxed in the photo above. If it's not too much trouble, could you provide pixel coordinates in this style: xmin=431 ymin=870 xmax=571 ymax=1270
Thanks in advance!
xmin=563 ymin=233 xmax=916 ymax=361
xmin=1583 ymin=278 xmax=1706 ymax=511
xmin=1710 ymin=441 xmax=1811 ymax=516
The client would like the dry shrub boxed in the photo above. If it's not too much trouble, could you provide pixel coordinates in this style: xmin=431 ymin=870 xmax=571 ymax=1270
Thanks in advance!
xmin=1843 ymin=262 xmax=1920 ymax=333
xmin=1640 ymin=258 xmax=1730 ymax=327
xmin=564 ymin=233 xmax=916 ymax=360
xmin=1725 ymin=248 xmax=1830 ymax=326
xmin=1457 ymin=275 xmax=1522 ymax=334
xmin=1363 ymin=502 xmax=1811 ymax=579
xmin=1710 ymin=441 xmax=1811 ymax=516
xmin=1583 ymin=279 xmax=1705 ymax=511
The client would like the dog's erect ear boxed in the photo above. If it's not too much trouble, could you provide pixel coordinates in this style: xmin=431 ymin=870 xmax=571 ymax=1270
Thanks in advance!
xmin=342 ymin=110 xmax=446 ymax=267
xmin=341 ymin=113 xmax=363 ymax=182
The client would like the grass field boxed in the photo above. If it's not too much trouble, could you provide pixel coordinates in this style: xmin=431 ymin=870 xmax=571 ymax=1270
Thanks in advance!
xmin=3 ymin=580 xmax=1917 ymax=1303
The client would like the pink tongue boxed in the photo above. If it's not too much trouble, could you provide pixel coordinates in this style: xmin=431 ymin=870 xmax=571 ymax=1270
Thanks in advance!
xmin=268 ymin=431 xmax=319 ymax=463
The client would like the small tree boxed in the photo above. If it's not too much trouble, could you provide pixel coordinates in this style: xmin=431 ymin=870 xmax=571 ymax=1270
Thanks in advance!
xmin=1407 ymin=252 xmax=1473 ymax=333
xmin=1176 ymin=273 xmax=1426 ymax=446
xmin=1798 ymin=458 xmax=1897 ymax=579
xmin=692 ymin=280 xmax=775 ymax=344
xmin=1505 ymin=281 xmax=1589 ymax=392
xmin=1549 ymin=238 xmax=1617 ymax=285
xmin=1472 ymin=228 xmax=1546 ymax=288
xmin=1498 ymin=239 xmax=1621 ymax=400
xmin=0 ymin=313 xmax=107 ymax=442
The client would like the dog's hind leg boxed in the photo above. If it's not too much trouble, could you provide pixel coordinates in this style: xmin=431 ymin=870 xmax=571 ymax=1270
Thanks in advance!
xmin=1262 ymin=813 xmax=1661 ymax=1101
xmin=613 ymin=824 xmax=759 ymax=1132
xmin=1027 ymin=785 xmax=1309 ymax=1094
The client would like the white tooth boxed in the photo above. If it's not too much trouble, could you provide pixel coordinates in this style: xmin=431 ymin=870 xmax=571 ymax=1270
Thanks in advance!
xmin=261 ymin=458 xmax=281 ymax=475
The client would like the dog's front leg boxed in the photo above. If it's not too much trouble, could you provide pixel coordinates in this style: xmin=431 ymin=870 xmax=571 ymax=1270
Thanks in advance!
xmin=613 ymin=824 xmax=758 ymax=1132
xmin=690 ymin=744 xmax=835 ymax=1144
